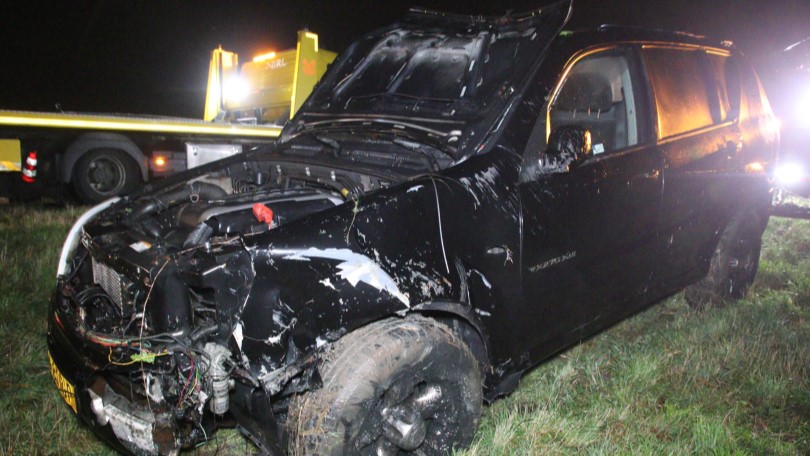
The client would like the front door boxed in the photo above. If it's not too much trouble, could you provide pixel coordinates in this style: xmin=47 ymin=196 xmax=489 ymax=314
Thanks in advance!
xmin=519 ymin=45 xmax=663 ymax=355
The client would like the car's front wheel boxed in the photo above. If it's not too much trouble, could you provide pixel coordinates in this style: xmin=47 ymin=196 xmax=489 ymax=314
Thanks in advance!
xmin=287 ymin=315 xmax=483 ymax=455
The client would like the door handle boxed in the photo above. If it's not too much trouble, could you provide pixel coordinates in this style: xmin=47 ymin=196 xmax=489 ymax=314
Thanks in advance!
xmin=632 ymin=169 xmax=660 ymax=180
xmin=485 ymin=246 xmax=514 ymax=265
xmin=723 ymin=140 xmax=743 ymax=159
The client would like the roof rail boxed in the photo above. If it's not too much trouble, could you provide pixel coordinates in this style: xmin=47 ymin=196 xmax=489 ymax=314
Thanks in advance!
xmin=597 ymin=24 xmax=707 ymax=40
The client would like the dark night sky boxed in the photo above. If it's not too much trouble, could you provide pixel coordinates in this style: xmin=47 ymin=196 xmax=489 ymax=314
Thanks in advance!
xmin=1 ymin=0 xmax=807 ymax=119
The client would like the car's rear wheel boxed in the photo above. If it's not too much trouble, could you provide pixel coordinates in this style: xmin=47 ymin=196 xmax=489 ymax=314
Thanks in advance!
xmin=287 ymin=315 xmax=483 ymax=456
xmin=685 ymin=209 xmax=765 ymax=308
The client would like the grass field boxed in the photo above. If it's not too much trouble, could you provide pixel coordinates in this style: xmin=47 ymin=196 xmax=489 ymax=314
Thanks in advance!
xmin=0 ymin=203 xmax=807 ymax=455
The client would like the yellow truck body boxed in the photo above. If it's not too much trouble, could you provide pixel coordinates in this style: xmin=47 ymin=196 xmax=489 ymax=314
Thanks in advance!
xmin=0 ymin=139 xmax=21 ymax=172
xmin=0 ymin=31 xmax=333 ymax=203
xmin=0 ymin=110 xmax=283 ymax=202
xmin=0 ymin=110 xmax=281 ymax=138
xmin=204 ymin=31 xmax=336 ymax=124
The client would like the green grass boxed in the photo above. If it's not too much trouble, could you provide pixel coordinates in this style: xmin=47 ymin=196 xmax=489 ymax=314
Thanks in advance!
xmin=0 ymin=203 xmax=807 ymax=455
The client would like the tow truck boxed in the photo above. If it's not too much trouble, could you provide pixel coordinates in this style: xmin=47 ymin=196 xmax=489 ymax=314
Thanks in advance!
xmin=0 ymin=31 xmax=335 ymax=204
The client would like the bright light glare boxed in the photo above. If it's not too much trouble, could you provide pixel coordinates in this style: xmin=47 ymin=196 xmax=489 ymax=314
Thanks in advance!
xmin=775 ymin=163 xmax=804 ymax=185
xmin=253 ymin=51 xmax=276 ymax=63
xmin=796 ymin=87 xmax=810 ymax=129
xmin=224 ymin=76 xmax=250 ymax=101
xmin=745 ymin=161 xmax=765 ymax=173
xmin=154 ymin=156 xmax=166 ymax=167
xmin=764 ymin=116 xmax=781 ymax=137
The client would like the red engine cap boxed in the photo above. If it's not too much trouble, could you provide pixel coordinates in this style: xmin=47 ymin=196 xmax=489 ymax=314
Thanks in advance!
xmin=252 ymin=203 xmax=274 ymax=226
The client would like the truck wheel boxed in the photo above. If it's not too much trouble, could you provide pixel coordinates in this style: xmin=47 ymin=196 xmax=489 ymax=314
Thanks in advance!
xmin=73 ymin=148 xmax=140 ymax=203
xmin=685 ymin=209 xmax=764 ymax=309
xmin=288 ymin=315 xmax=483 ymax=456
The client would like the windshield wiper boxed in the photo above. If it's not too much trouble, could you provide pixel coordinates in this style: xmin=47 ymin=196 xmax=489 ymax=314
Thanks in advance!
xmin=391 ymin=138 xmax=441 ymax=171
xmin=314 ymin=135 xmax=341 ymax=157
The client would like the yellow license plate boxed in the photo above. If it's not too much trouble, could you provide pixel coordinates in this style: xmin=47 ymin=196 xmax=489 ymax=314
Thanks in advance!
xmin=48 ymin=351 xmax=77 ymax=413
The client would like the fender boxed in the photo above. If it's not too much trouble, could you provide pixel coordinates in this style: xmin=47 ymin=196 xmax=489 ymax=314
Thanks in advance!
xmin=411 ymin=299 xmax=490 ymax=364
xmin=60 ymin=132 xmax=148 ymax=183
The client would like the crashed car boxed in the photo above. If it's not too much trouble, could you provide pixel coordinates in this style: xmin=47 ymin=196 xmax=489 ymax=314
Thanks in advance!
xmin=48 ymin=1 xmax=778 ymax=454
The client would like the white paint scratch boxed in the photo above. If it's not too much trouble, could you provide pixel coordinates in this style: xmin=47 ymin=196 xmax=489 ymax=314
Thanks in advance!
xmin=266 ymin=318 xmax=296 ymax=345
xmin=272 ymin=311 xmax=285 ymax=327
xmin=319 ymin=278 xmax=337 ymax=290
xmin=459 ymin=166 xmax=500 ymax=209
xmin=407 ymin=185 xmax=424 ymax=193
xmin=232 ymin=323 xmax=244 ymax=350
xmin=276 ymin=247 xmax=410 ymax=307
xmin=431 ymin=177 xmax=451 ymax=274
xmin=473 ymin=270 xmax=492 ymax=289
xmin=458 ymin=177 xmax=481 ymax=207
xmin=474 ymin=308 xmax=492 ymax=317
xmin=410 ymin=270 xmax=446 ymax=297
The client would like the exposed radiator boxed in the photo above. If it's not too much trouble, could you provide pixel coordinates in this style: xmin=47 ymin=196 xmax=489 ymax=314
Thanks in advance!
xmin=92 ymin=259 xmax=123 ymax=309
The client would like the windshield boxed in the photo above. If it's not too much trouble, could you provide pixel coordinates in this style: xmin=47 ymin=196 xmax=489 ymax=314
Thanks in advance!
xmin=293 ymin=1 xmax=572 ymax=142
xmin=326 ymin=28 xmax=526 ymax=113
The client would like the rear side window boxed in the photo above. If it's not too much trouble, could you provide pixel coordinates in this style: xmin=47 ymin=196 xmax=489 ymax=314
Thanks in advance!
xmin=739 ymin=62 xmax=769 ymax=120
xmin=703 ymin=53 xmax=741 ymax=122
xmin=643 ymin=47 xmax=738 ymax=139
xmin=644 ymin=48 xmax=713 ymax=138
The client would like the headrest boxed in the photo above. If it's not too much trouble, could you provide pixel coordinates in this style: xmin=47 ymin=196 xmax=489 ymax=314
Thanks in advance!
xmin=554 ymin=72 xmax=613 ymax=112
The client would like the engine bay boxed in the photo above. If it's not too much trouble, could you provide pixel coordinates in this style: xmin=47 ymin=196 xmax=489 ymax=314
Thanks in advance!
xmin=119 ymin=154 xmax=400 ymax=249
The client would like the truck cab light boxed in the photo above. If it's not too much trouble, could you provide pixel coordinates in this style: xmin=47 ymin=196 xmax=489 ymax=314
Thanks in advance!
xmin=253 ymin=51 xmax=276 ymax=63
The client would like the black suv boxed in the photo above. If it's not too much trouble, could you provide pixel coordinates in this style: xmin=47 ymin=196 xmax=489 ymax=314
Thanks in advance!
xmin=47 ymin=1 xmax=778 ymax=454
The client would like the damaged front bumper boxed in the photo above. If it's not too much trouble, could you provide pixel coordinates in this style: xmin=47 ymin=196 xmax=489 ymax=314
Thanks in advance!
xmin=47 ymin=304 xmax=190 ymax=455
xmin=47 ymin=273 xmax=320 ymax=456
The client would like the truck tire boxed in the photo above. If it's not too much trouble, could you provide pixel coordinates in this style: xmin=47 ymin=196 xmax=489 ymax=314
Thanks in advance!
xmin=72 ymin=148 xmax=140 ymax=203
xmin=287 ymin=315 xmax=483 ymax=456
xmin=685 ymin=209 xmax=764 ymax=309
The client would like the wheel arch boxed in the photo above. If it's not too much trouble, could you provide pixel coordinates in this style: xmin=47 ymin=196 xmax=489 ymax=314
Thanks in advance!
xmin=61 ymin=132 xmax=148 ymax=183
xmin=686 ymin=203 xmax=766 ymax=308
xmin=409 ymin=301 xmax=491 ymax=383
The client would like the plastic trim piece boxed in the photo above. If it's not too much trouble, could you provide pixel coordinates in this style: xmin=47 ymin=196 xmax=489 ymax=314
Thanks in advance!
xmin=56 ymin=197 xmax=120 ymax=278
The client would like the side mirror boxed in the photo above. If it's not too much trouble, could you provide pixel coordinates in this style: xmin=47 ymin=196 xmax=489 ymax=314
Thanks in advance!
xmin=546 ymin=126 xmax=592 ymax=170
xmin=520 ymin=126 xmax=593 ymax=182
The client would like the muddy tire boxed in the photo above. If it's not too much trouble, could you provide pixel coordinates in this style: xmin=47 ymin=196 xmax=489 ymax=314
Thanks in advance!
xmin=73 ymin=148 xmax=140 ymax=203
xmin=685 ymin=209 xmax=765 ymax=309
xmin=287 ymin=315 xmax=483 ymax=456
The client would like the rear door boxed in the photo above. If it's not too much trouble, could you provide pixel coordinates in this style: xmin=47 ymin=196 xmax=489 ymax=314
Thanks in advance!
xmin=642 ymin=46 xmax=744 ymax=293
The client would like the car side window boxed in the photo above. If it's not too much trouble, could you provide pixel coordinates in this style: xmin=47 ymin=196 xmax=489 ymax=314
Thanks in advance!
xmin=643 ymin=47 xmax=738 ymax=139
xmin=548 ymin=47 xmax=644 ymax=155
xmin=702 ymin=53 xmax=741 ymax=122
